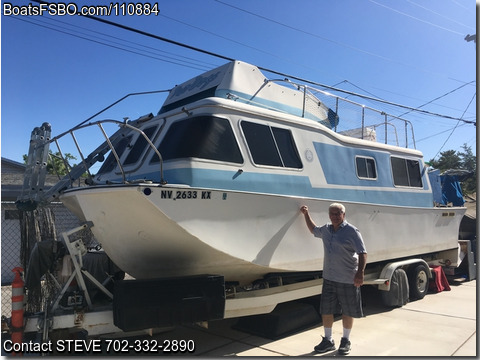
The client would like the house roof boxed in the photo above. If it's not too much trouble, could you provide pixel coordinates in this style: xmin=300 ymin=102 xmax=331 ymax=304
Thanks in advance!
xmin=1 ymin=157 xmax=26 ymax=170
xmin=1 ymin=157 xmax=64 ymax=201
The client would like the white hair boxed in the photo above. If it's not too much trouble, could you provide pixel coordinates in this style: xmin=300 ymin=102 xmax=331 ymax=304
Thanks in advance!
xmin=329 ymin=203 xmax=345 ymax=214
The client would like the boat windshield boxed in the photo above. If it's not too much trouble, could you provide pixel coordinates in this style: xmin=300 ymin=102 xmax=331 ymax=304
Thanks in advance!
xmin=97 ymin=135 xmax=132 ymax=174
xmin=151 ymin=116 xmax=243 ymax=164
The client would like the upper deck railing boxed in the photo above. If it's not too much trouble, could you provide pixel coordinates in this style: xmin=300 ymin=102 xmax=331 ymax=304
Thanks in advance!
xmin=264 ymin=79 xmax=416 ymax=149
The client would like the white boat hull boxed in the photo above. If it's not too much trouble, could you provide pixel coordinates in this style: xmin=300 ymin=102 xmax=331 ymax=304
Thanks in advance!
xmin=60 ymin=184 xmax=465 ymax=285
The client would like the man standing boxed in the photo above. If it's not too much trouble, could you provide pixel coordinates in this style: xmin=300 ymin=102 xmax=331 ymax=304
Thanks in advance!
xmin=300 ymin=203 xmax=367 ymax=355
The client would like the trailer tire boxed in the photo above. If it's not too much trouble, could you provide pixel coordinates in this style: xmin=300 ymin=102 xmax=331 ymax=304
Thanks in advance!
xmin=381 ymin=268 xmax=409 ymax=307
xmin=408 ymin=264 xmax=429 ymax=300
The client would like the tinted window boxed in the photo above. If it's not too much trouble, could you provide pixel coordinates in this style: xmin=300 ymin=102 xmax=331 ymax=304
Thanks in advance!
xmin=391 ymin=156 xmax=422 ymax=187
xmin=123 ymin=126 xmax=157 ymax=166
xmin=241 ymin=121 xmax=302 ymax=169
xmin=356 ymin=157 xmax=377 ymax=179
xmin=151 ymin=116 xmax=243 ymax=164
xmin=406 ymin=159 xmax=422 ymax=187
xmin=97 ymin=135 xmax=132 ymax=174
xmin=272 ymin=127 xmax=303 ymax=168
xmin=241 ymin=122 xmax=282 ymax=167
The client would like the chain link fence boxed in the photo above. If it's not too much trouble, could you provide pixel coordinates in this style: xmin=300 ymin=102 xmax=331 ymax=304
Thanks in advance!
xmin=1 ymin=202 xmax=89 ymax=318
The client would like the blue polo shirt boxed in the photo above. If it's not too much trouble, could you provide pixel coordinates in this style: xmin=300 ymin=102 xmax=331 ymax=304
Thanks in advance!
xmin=313 ymin=220 xmax=367 ymax=284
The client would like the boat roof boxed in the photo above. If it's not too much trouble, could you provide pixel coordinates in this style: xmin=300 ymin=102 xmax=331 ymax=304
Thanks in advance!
xmin=159 ymin=61 xmax=337 ymax=128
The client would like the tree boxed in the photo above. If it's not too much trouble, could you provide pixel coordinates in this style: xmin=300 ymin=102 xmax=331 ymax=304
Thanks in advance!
xmin=458 ymin=144 xmax=476 ymax=173
xmin=429 ymin=149 xmax=461 ymax=170
xmin=429 ymin=144 xmax=476 ymax=196
xmin=458 ymin=144 xmax=476 ymax=195
xmin=23 ymin=151 xmax=77 ymax=176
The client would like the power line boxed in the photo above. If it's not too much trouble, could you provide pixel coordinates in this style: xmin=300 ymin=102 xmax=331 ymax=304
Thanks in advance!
xmin=397 ymin=80 xmax=476 ymax=118
xmin=341 ymin=81 xmax=387 ymax=100
xmin=8 ymin=16 xmax=214 ymax=72
xmin=46 ymin=15 xmax=219 ymax=68
xmin=215 ymin=0 xmax=423 ymax=69
xmin=214 ymin=0 xmax=473 ymax=84
xmin=416 ymin=123 xmax=467 ymax=143
xmin=450 ymin=0 xmax=471 ymax=12
xmin=158 ymin=12 xmax=347 ymax=81
xmin=76 ymin=13 xmax=479 ymax=125
xmin=26 ymin=0 xmax=477 ymax=125
xmin=369 ymin=0 xmax=465 ymax=36
xmin=8 ymin=17 xmax=212 ymax=72
xmin=159 ymin=14 xmax=285 ymax=63
xmin=432 ymin=92 xmax=476 ymax=159
xmin=367 ymin=83 xmax=476 ymax=118
xmin=405 ymin=0 xmax=476 ymax=31
xmin=81 ymin=11 xmax=236 ymax=64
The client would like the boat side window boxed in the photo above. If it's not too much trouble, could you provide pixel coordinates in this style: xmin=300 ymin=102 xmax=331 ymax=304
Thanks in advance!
xmin=356 ymin=156 xmax=377 ymax=179
xmin=406 ymin=159 xmax=423 ymax=187
xmin=97 ymin=135 xmax=132 ymax=174
xmin=123 ymin=125 xmax=158 ymax=166
xmin=241 ymin=121 xmax=302 ymax=169
xmin=272 ymin=127 xmax=303 ymax=168
xmin=151 ymin=116 xmax=243 ymax=164
xmin=391 ymin=156 xmax=423 ymax=187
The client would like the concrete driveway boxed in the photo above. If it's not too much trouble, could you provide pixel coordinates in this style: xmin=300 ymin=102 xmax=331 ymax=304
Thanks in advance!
xmin=132 ymin=279 xmax=476 ymax=357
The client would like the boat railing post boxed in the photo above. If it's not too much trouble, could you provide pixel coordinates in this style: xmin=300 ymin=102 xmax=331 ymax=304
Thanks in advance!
xmin=70 ymin=131 xmax=93 ymax=181
xmin=400 ymin=118 xmax=416 ymax=149
xmin=392 ymin=123 xmax=399 ymax=146
xmin=97 ymin=123 xmax=126 ymax=183
xmin=335 ymin=97 xmax=339 ymax=132
xmin=302 ymin=86 xmax=307 ymax=118
xmin=384 ymin=113 xmax=388 ymax=145
xmin=53 ymin=138 xmax=75 ymax=183
xmin=361 ymin=105 xmax=365 ymax=139
xmin=408 ymin=120 xmax=416 ymax=149
xmin=120 ymin=122 xmax=167 ymax=185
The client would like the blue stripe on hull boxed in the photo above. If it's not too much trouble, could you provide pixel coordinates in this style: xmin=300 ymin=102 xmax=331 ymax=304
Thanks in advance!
xmin=134 ymin=168 xmax=433 ymax=208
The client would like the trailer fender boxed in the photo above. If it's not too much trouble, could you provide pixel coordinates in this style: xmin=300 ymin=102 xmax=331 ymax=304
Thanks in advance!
xmin=378 ymin=259 xmax=432 ymax=291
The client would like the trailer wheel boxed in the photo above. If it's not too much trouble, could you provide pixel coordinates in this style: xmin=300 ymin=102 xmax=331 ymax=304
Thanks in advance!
xmin=408 ymin=264 xmax=430 ymax=300
xmin=381 ymin=268 xmax=409 ymax=307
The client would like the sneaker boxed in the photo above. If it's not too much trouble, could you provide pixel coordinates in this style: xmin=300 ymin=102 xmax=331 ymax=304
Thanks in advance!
xmin=314 ymin=336 xmax=335 ymax=353
xmin=338 ymin=337 xmax=351 ymax=355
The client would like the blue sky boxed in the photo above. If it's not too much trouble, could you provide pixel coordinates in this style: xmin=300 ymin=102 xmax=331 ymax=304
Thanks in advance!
xmin=1 ymin=0 xmax=476 ymax=166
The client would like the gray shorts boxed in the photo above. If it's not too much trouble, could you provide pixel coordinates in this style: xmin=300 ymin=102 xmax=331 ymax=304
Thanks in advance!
xmin=320 ymin=279 xmax=364 ymax=318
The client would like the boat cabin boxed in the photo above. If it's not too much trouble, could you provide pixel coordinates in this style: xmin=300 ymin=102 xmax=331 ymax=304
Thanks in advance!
xmin=91 ymin=61 xmax=431 ymax=209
